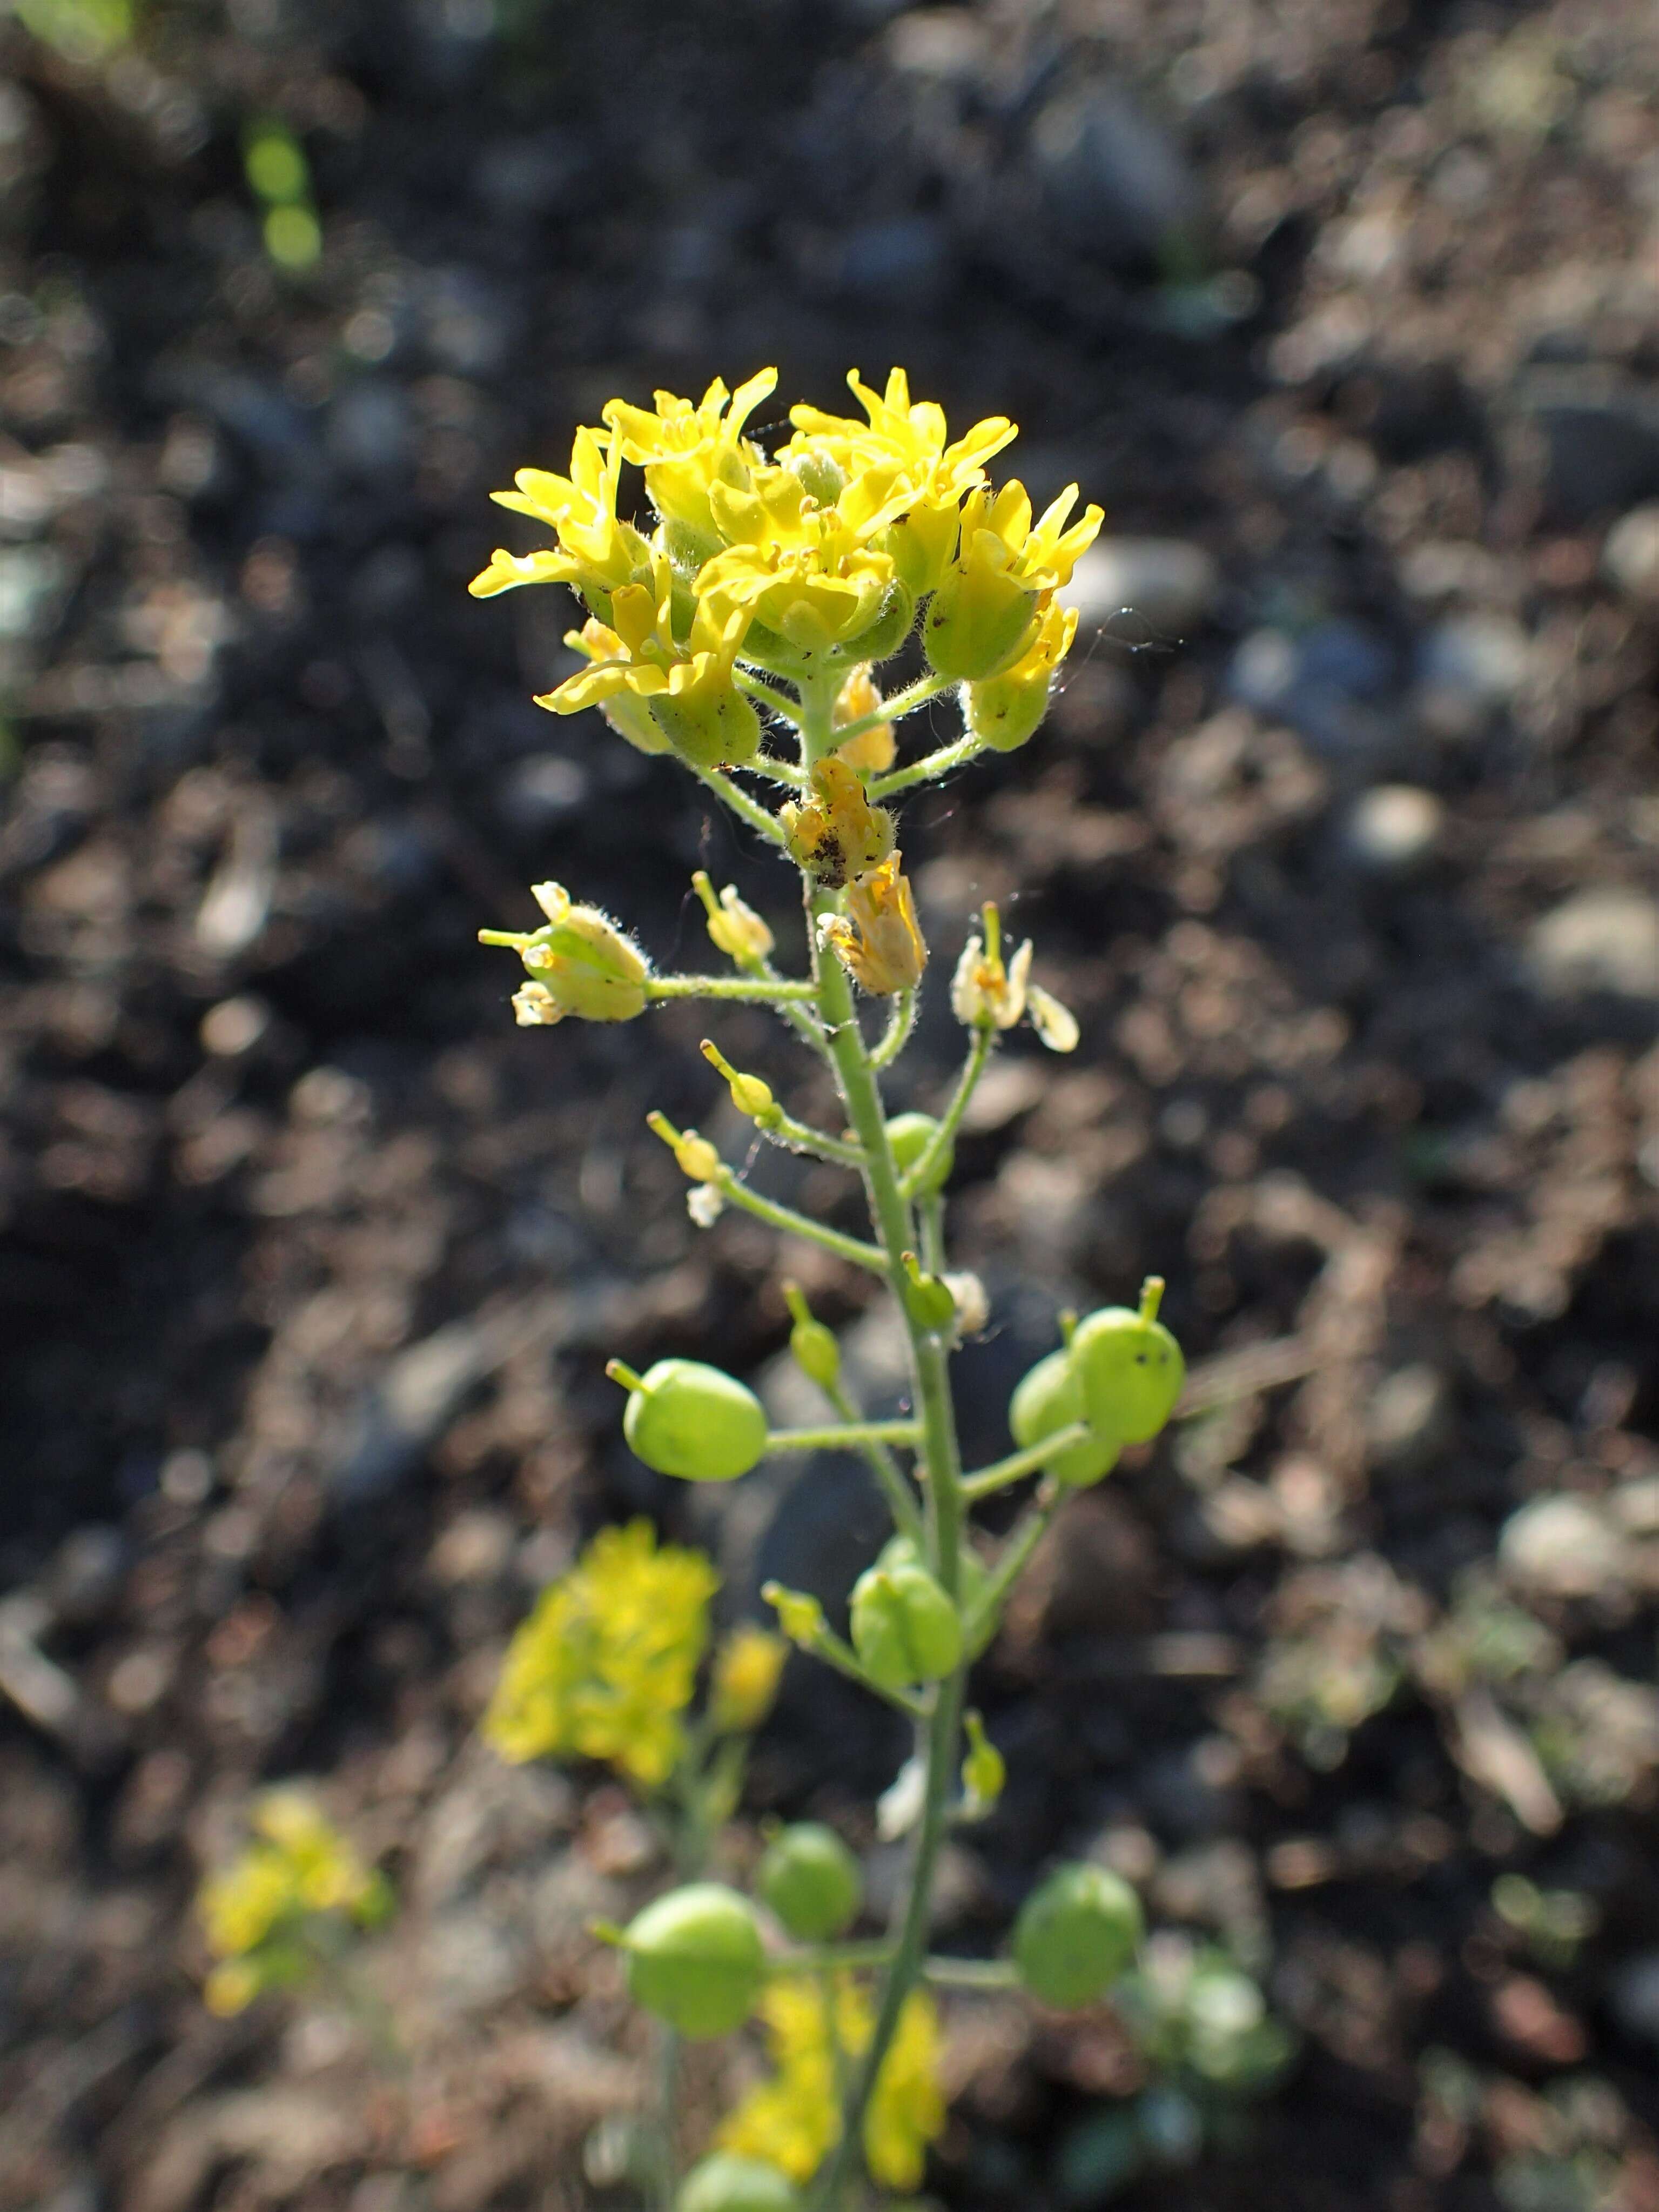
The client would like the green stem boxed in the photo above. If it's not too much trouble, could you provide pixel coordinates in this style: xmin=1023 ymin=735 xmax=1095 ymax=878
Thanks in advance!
xmin=736 ymin=669 xmax=804 ymax=728
xmin=898 ymin=1030 xmax=992 ymax=1199
xmin=869 ymin=989 xmax=916 ymax=1071
xmin=688 ymin=762 xmax=787 ymax=844
xmin=823 ymin=1373 xmax=926 ymax=1550
xmin=712 ymin=1173 xmax=888 ymax=1274
xmin=765 ymin=1942 xmax=896 ymax=1977
xmin=648 ymin=975 xmax=820 ymax=1004
xmin=869 ymin=732 xmax=985 ymax=802
xmin=962 ymin=1480 xmax=1061 ymax=1653
xmin=758 ymin=1111 xmax=867 ymax=1167
xmin=922 ymin=1956 xmax=1020 ymax=1991
xmin=961 ymin=1425 xmax=1091 ymax=1500
xmin=834 ymin=671 xmax=955 ymax=748
xmin=795 ymin=670 xmax=968 ymax=2212
xmin=765 ymin=1422 xmax=921 ymax=1452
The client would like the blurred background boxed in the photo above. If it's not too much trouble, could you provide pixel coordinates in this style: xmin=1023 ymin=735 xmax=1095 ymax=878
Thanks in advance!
xmin=3 ymin=0 xmax=1659 ymax=2205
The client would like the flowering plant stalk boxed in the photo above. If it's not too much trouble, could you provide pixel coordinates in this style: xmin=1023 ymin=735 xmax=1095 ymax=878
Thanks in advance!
xmin=473 ymin=368 xmax=1190 ymax=2212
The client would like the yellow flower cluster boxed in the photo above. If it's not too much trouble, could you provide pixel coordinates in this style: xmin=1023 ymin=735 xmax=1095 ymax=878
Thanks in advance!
xmin=716 ymin=1975 xmax=945 ymax=2191
xmin=483 ymin=1520 xmax=719 ymax=1787
xmin=198 ymin=1791 xmax=389 ymax=2015
xmin=471 ymin=367 xmax=1101 ymax=768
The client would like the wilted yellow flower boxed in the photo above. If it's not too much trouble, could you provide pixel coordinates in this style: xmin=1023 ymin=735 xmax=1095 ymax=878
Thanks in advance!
xmin=781 ymin=757 xmax=894 ymax=888
xmin=198 ymin=1791 xmax=389 ymax=2014
xmin=833 ymin=666 xmax=896 ymax=773
xmin=709 ymin=1624 xmax=789 ymax=1734
xmin=821 ymin=855 xmax=927 ymax=996
xmin=484 ymin=1520 xmax=718 ymax=1787
xmin=950 ymin=923 xmax=1078 ymax=1051
xmin=717 ymin=1975 xmax=945 ymax=2190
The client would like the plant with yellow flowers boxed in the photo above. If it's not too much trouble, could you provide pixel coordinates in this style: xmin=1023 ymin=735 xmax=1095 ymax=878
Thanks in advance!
xmin=471 ymin=368 xmax=1193 ymax=2212
xmin=197 ymin=1789 xmax=392 ymax=2019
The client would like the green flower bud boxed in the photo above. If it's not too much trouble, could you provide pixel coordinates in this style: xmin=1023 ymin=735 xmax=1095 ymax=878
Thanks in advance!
xmin=782 ymin=1283 xmax=840 ymax=1390
xmin=1013 ymin=1864 xmax=1143 ymax=2008
xmin=623 ymin=1883 xmax=765 ymax=2040
xmin=961 ymin=1709 xmax=1006 ymax=1814
xmin=789 ymin=448 xmax=848 ymax=508
xmin=1070 ymin=1278 xmax=1185 ymax=1445
xmin=757 ymin=1822 xmax=863 ymax=1942
xmin=902 ymin=1251 xmax=958 ymax=1333
xmin=613 ymin=1358 xmax=769 ymax=1482
xmin=677 ymin=2156 xmax=802 ymax=2212
xmin=887 ymin=1110 xmax=953 ymax=1192
xmin=831 ymin=579 xmax=916 ymax=667
xmin=850 ymin=1560 xmax=962 ymax=1691
xmin=1009 ymin=1350 xmax=1120 ymax=1489
xmin=922 ymin=562 xmax=1037 ymax=683
xmin=482 ymin=883 xmax=649 ymax=1022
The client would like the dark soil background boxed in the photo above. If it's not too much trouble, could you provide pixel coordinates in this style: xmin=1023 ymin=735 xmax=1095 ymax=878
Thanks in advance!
xmin=3 ymin=0 xmax=1659 ymax=2206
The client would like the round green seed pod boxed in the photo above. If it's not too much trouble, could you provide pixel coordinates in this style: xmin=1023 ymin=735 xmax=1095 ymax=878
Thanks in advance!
xmin=1070 ymin=1309 xmax=1185 ymax=1445
xmin=622 ymin=1360 xmax=769 ymax=1482
xmin=876 ymin=1533 xmax=995 ymax=1657
xmin=757 ymin=1823 xmax=863 ymax=1942
xmin=850 ymin=1559 xmax=962 ymax=1691
xmin=623 ymin=1884 xmax=764 ymax=2039
xmin=886 ymin=1110 xmax=953 ymax=1191
xmin=1013 ymin=1864 xmax=1143 ymax=2008
xmin=1009 ymin=1350 xmax=1120 ymax=1487
xmin=677 ymin=2156 xmax=801 ymax=2212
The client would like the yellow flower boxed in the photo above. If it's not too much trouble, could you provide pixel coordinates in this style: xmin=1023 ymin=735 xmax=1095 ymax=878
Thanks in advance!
xmin=950 ymin=919 xmax=1078 ymax=1052
xmin=471 ymin=425 xmax=652 ymax=606
xmin=483 ymin=1520 xmax=718 ymax=1787
xmin=821 ymin=855 xmax=927 ymax=996
xmin=788 ymin=367 xmax=1015 ymax=510
xmin=833 ymin=667 xmax=895 ymax=773
xmin=536 ymin=552 xmax=760 ymax=769
xmin=197 ymin=1791 xmax=388 ymax=2012
xmin=709 ymin=1624 xmax=789 ymax=1734
xmin=696 ymin=474 xmax=899 ymax=656
xmin=603 ymin=368 xmax=779 ymax=546
xmin=716 ymin=1976 xmax=945 ymax=2191
xmin=923 ymin=481 xmax=1103 ymax=682
xmin=565 ymin=620 xmax=673 ymax=754
xmin=780 ymin=757 xmax=894 ymax=888
xmin=965 ymin=599 xmax=1079 ymax=753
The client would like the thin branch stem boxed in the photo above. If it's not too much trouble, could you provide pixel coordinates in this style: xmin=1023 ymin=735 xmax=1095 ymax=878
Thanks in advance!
xmin=712 ymin=1172 xmax=888 ymax=1273
xmin=898 ymin=1030 xmax=992 ymax=1199
xmin=823 ymin=1373 xmax=926 ymax=1550
xmin=792 ymin=1622 xmax=928 ymax=1718
xmin=758 ymin=1111 xmax=867 ymax=1168
xmin=869 ymin=732 xmax=986 ymax=802
xmin=647 ymin=974 xmax=820 ymax=1004
xmin=962 ymin=1480 xmax=1062 ymax=1653
xmin=869 ymin=989 xmax=916 ymax=1071
xmin=922 ymin=1956 xmax=1021 ymax=1991
xmin=834 ymin=671 xmax=955 ymax=748
xmin=736 ymin=669 xmax=803 ymax=728
xmin=766 ymin=1421 xmax=922 ymax=1452
xmin=962 ymin=1425 xmax=1091 ymax=1500
xmin=688 ymin=761 xmax=787 ymax=844
xmin=764 ymin=1942 xmax=896 ymax=1978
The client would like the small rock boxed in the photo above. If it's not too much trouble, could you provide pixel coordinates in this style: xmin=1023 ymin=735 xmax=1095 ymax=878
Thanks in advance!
xmin=1515 ymin=371 xmax=1659 ymax=520
xmin=1344 ymin=786 xmax=1446 ymax=876
xmin=1500 ymin=1494 xmax=1622 ymax=1598
xmin=1364 ymin=1364 xmax=1453 ymax=1471
xmin=1602 ymin=502 xmax=1659 ymax=602
xmin=1609 ymin=1950 xmax=1659 ymax=2045
xmin=1030 ymin=81 xmax=1202 ymax=263
xmin=1415 ymin=613 xmax=1529 ymax=737
xmin=1525 ymin=888 xmax=1659 ymax=1001
xmin=1063 ymin=539 xmax=1219 ymax=636
xmin=1228 ymin=621 xmax=1396 ymax=760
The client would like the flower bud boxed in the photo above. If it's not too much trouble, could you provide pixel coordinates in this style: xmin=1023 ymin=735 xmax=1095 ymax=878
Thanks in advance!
xmin=850 ymin=1560 xmax=962 ymax=1691
xmin=757 ymin=1822 xmax=863 ymax=1941
xmin=782 ymin=1283 xmax=840 ymax=1390
xmin=702 ymin=1040 xmax=778 ymax=1124
xmin=761 ymin=1581 xmax=826 ymax=1648
xmin=612 ymin=1358 xmax=769 ymax=1482
xmin=649 ymin=1112 xmax=723 ymax=1185
xmin=923 ymin=561 xmax=1037 ymax=684
xmin=901 ymin=1251 xmax=958 ymax=1333
xmin=623 ymin=1883 xmax=764 ymax=2039
xmin=1012 ymin=1863 xmax=1143 ymax=2008
xmin=964 ymin=601 xmax=1077 ymax=752
xmin=694 ymin=873 xmax=775 ymax=964
xmin=1009 ymin=1349 xmax=1120 ymax=1489
xmin=884 ymin=499 xmax=960 ymax=598
xmin=709 ymin=1625 xmax=788 ymax=1735
xmin=961 ymin=1710 xmax=1006 ymax=1814
xmin=887 ymin=1110 xmax=953 ymax=1192
xmin=677 ymin=2156 xmax=801 ymax=2212
xmin=1070 ymin=1278 xmax=1185 ymax=1445
xmin=481 ymin=884 xmax=650 ymax=1022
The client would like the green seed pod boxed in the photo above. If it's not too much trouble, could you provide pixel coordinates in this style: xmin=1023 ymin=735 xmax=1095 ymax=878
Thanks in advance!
xmin=649 ymin=679 xmax=763 ymax=773
xmin=757 ymin=1823 xmax=863 ymax=1942
xmin=850 ymin=1560 xmax=962 ymax=1691
xmin=1070 ymin=1280 xmax=1185 ymax=1445
xmin=622 ymin=1883 xmax=765 ymax=2040
xmin=1013 ymin=1864 xmax=1143 ymax=2008
xmin=677 ymin=2155 xmax=802 ymax=2212
xmin=887 ymin=1110 xmax=953 ymax=1192
xmin=617 ymin=1359 xmax=769 ymax=1482
xmin=876 ymin=1533 xmax=995 ymax=1657
xmin=923 ymin=561 xmax=1037 ymax=683
xmin=782 ymin=1282 xmax=840 ymax=1391
xmin=1009 ymin=1350 xmax=1120 ymax=1488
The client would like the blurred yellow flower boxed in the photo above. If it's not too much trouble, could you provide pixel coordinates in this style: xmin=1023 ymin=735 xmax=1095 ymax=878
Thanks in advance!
xmin=484 ymin=1520 xmax=718 ymax=1787
xmin=717 ymin=1975 xmax=945 ymax=2190
xmin=197 ymin=1790 xmax=389 ymax=2014
xmin=709 ymin=1624 xmax=789 ymax=1734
